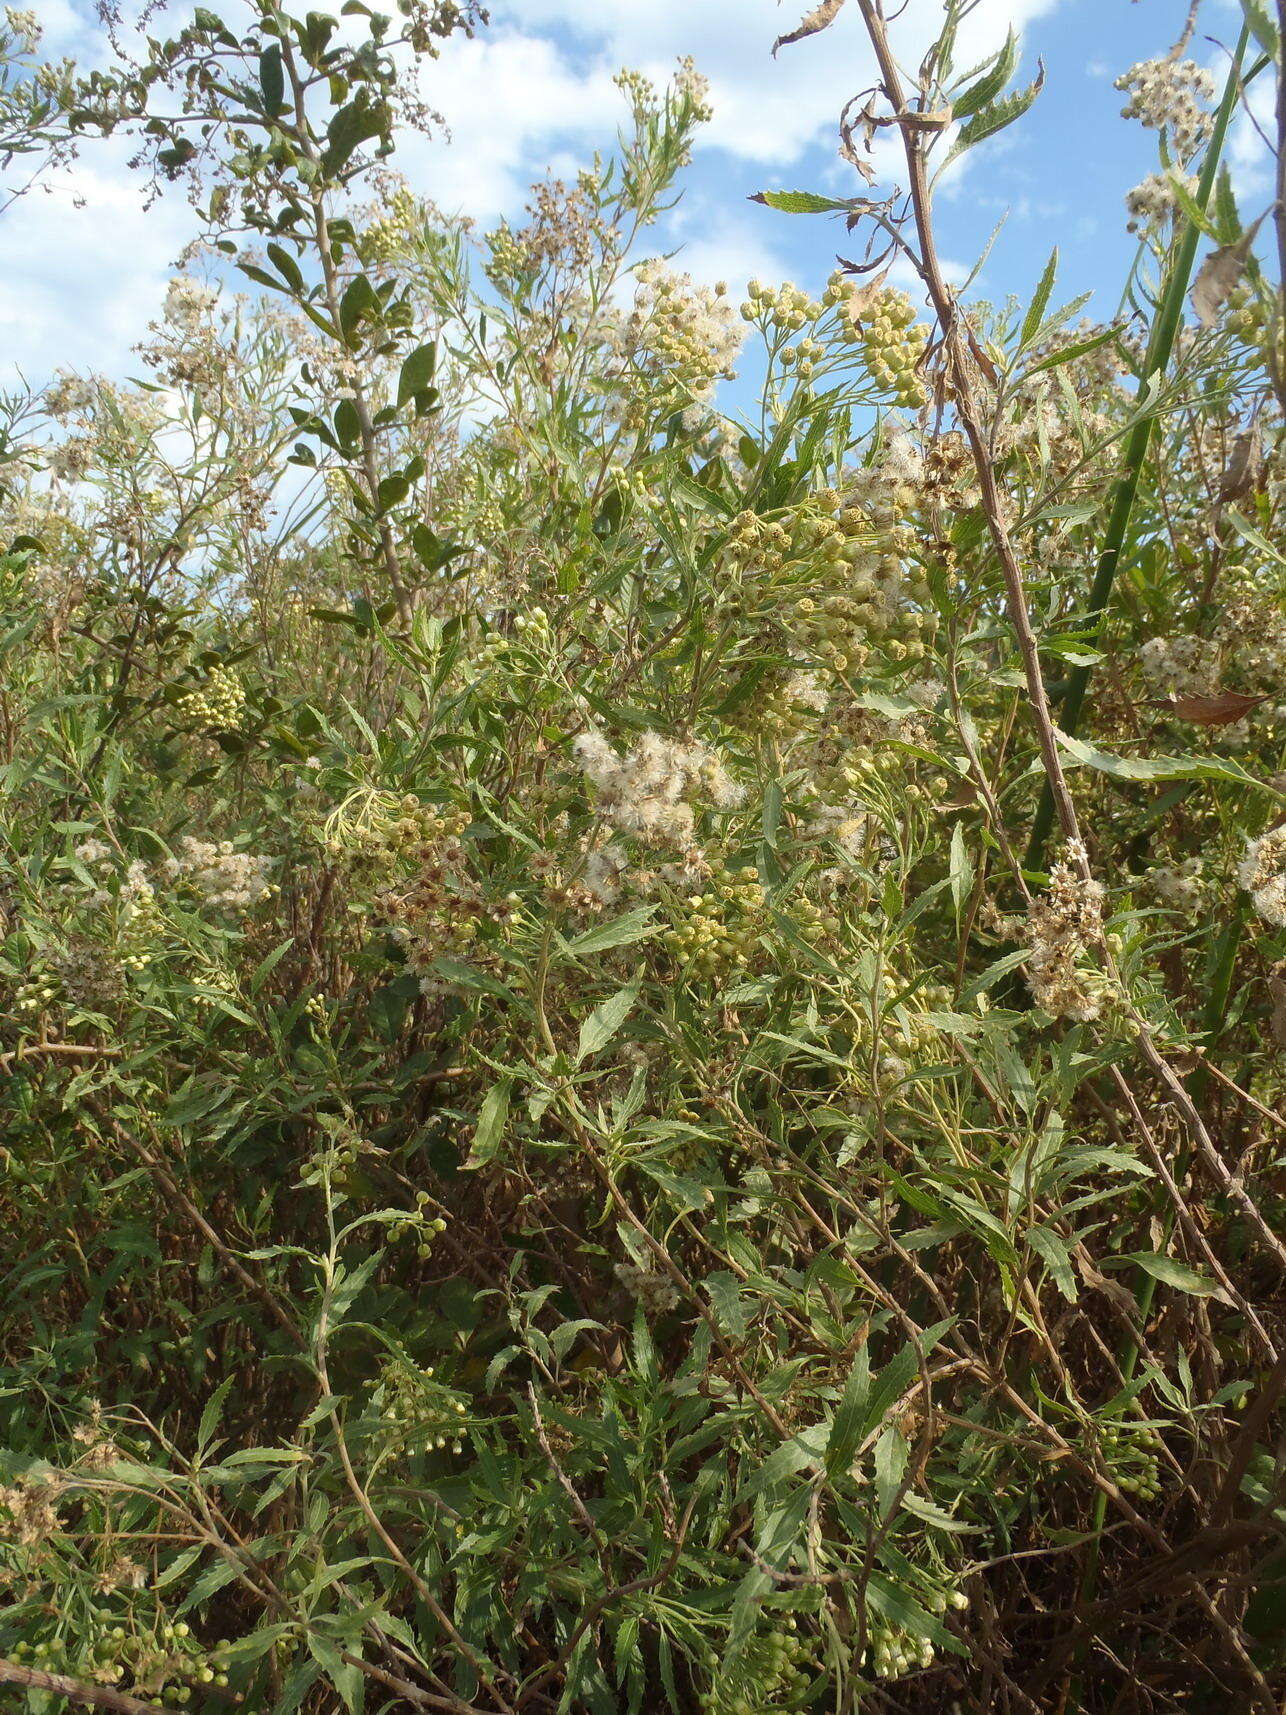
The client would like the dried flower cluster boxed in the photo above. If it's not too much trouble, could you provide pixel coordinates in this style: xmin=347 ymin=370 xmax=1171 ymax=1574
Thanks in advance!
xmin=1115 ymin=55 xmax=1215 ymax=159
xmin=574 ymin=727 xmax=744 ymax=847
xmin=1239 ymin=825 xmax=1286 ymax=928
xmin=1026 ymin=843 xmax=1115 ymax=1021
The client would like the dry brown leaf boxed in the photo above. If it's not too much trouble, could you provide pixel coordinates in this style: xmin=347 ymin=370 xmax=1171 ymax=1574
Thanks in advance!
xmin=1166 ymin=689 xmax=1270 ymax=726
xmin=1268 ymin=962 xmax=1286 ymax=1051
xmin=842 ymin=273 xmax=890 ymax=322
xmin=1191 ymin=234 xmax=1253 ymax=328
xmin=1218 ymin=426 xmax=1263 ymax=501
xmin=773 ymin=0 xmax=846 ymax=56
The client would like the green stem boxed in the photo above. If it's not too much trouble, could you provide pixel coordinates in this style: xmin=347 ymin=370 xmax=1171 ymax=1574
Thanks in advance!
xmin=1063 ymin=49 xmax=1255 ymax=1700
xmin=1026 ymin=25 xmax=1252 ymax=875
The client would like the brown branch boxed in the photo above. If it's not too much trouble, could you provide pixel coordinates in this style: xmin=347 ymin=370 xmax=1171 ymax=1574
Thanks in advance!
xmin=0 ymin=1040 xmax=121 ymax=1075
xmin=0 ymin=1658 xmax=176 ymax=1714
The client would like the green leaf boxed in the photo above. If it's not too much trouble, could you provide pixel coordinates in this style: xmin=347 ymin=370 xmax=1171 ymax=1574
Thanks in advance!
xmin=1023 ymin=324 xmax=1118 ymax=377
xmin=1021 ymin=246 xmax=1058 ymax=346
xmin=466 ymin=1079 xmax=512 ymax=1168
xmin=323 ymin=93 xmax=389 ymax=178
xmin=706 ymin=1270 xmax=747 ymax=1339
xmin=338 ymin=273 xmax=380 ymax=346
xmin=737 ymin=1426 xmax=827 ymax=1501
xmin=266 ymin=241 xmax=304 ymax=293
xmin=950 ymin=29 xmax=1019 ymax=121
xmin=1054 ymin=728 xmax=1282 ymax=794
xmin=198 ymin=1375 xmax=234 ymax=1453
xmin=250 ymin=937 xmax=295 ymax=996
xmin=333 ymin=397 xmax=360 ymax=453
xmin=1112 ymin=1252 xmax=1223 ymax=1298
xmin=397 ymin=340 xmax=437 ymax=406
xmin=948 ymin=65 xmax=1045 ymax=163
xmin=949 ymin=821 xmax=973 ymax=916
xmin=959 ymin=947 xmax=1028 ymax=1007
xmin=862 ymin=1318 xmax=954 ymax=1441
xmin=1242 ymin=0 xmax=1280 ymax=56
xmin=576 ymin=979 xmax=641 ymax=1063
xmin=429 ymin=957 xmax=516 ymax=1000
xmin=826 ymin=1341 xmax=871 ymax=1474
xmin=258 ymin=45 xmax=285 ymax=115
xmin=562 ymin=907 xmax=657 ymax=957
xmin=750 ymin=189 xmax=851 ymax=214
xmin=1027 ymin=1225 xmax=1077 ymax=1301
xmin=874 ymin=1423 xmax=909 ymax=1519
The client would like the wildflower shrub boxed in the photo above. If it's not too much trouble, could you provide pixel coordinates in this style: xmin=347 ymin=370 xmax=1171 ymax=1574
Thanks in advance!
xmin=0 ymin=1 xmax=1285 ymax=1711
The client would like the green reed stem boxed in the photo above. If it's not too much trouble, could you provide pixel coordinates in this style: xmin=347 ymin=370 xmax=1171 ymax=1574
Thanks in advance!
xmin=1026 ymin=24 xmax=1252 ymax=878
xmin=1060 ymin=33 xmax=1252 ymax=1711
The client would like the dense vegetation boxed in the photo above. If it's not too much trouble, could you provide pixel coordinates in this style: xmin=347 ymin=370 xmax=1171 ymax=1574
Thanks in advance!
xmin=1 ymin=0 xmax=1285 ymax=1710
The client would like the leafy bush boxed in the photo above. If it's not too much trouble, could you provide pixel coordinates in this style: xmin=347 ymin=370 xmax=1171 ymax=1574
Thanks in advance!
xmin=1 ymin=1 xmax=1284 ymax=1711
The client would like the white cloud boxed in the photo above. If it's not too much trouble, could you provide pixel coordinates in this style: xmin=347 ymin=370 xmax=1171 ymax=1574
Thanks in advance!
xmin=4 ymin=0 xmax=1066 ymax=389
xmin=0 ymin=141 xmax=198 ymax=387
xmin=395 ymin=28 xmax=622 ymax=220
xmin=490 ymin=0 xmax=1062 ymax=163
xmin=1227 ymin=69 xmax=1276 ymax=203
xmin=663 ymin=202 xmax=795 ymax=295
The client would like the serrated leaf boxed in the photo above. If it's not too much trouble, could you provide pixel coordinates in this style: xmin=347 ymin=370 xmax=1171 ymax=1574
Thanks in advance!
xmin=861 ymin=1318 xmax=954 ymax=1441
xmin=950 ymin=28 xmax=1019 ymax=121
xmin=751 ymin=189 xmax=851 ymax=214
xmin=1112 ymin=1252 xmax=1224 ymax=1298
xmin=1055 ymin=727 xmax=1280 ymax=793
xmin=576 ymin=978 xmax=640 ymax=1063
xmin=706 ymin=1270 xmax=747 ymax=1339
xmin=466 ymin=1078 xmax=512 ymax=1168
xmin=250 ymin=937 xmax=295 ymax=996
xmin=948 ymin=65 xmax=1045 ymax=163
xmin=1027 ymin=1225 xmax=1077 ymax=1301
xmin=563 ymin=907 xmax=657 ymax=957
xmin=773 ymin=0 xmax=846 ymax=55
xmin=198 ymin=1375 xmax=234 ymax=1453
xmin=826 ymin=1340 xmax=870 ymax=1473
xmin=1021 ymin=247 xmax=1058 ymax=347
xmin=1242 ymin=0 xmax=1280 ymax=56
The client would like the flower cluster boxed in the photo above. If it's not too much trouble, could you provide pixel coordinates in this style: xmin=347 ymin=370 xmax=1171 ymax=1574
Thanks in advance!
xmin=615 ymin=1259 xmax=680 ymax=1314
xmin=660 ymin=857 xmax=765 ymax=979
xmin=832 ymin=279 xmax=930 ymax=409
xmin=163 ymin=276 xmax=219 ymax=334
xmin=162 ymin=838 xmax=274 ymax=911
xmin=1115 ymin=55 xmax=1215 ymax=160
xmin=1138 ymin=633 xmax=1218 ymax=696
xmin=696 ymin=1619 xmax=813 ymax=1713
xmin=574 ymin=727 xmax=743 ymax=847
xmin=1025 ymin=842 xmax=1115 ymax=1021
xmin=867 ymin=1587 xmax=968 ymax=1680
xmin=627 ymin=261 xmax=744 ymax=419
xmin=1148 ymin=856 xmax=1206 ymax=914
xmin=375 ymin=1358 xmax=468 ymax=1452
xmin=0 ymin=1473 xmax=62 ymax=1546
xmin=671 ymin=55 xmax=713 ymax=124
xmin=740 ymin=278 xmax=823 ymax=329
xmin=45 ymin=369 xmax=97 ymax=420
xmin=1125 ymin=170 xmax=1196 ymax=234
xmin=4 ymin=7 xmax=40 ymax=51
xmin=1239 ymin=826 xmax=1286 ymax=929
xmin=183 ymin=664 xmax=247 ymax=730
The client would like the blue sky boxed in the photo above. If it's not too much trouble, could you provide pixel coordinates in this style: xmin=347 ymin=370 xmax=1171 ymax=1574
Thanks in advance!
xmin=7 ymin=0 xmax=1272 ymax=393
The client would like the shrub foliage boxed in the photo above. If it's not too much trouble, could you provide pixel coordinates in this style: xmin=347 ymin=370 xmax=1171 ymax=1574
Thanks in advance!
xmin=1 ymin=1 xmax=1285 ymax=1710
